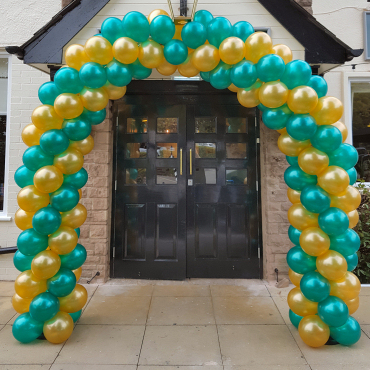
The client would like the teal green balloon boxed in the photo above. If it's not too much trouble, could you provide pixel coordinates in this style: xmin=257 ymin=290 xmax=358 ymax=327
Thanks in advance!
xmin=345 ymin=253 xmax=358 ymax=271
xmin=101 ymin=17 xmax=125 ymax=44
xmin=79 ymin=62 xmax=107 ymax=89
xmin=311 ymin=125 xmax=342 ymax=154
xmin=200 ymin=71 xmax=210 ymax=82
xmin=50 ymin=184 xmax=80 ymax=212
xmin=318 ymin=296 xmax=349 ymax=327
xmin=230 ymin=60 xmax=257 ymax=89
xmin=289 ymin=309 xmax=303 ymax=328
xmin=257 ymin=103 xmax=268 ymax=112
xmin=347 ymin=167 xmax=357 ymax=185
xmin=330 ymin=317 xmax=361 ymax=346
xmin=328 ymin=143 xmax=359 ymax=170
xmin=262 ymin=104 xmax=292 ymax=130
xmin=318 ymin=207 xmax=349 ymax=236
xmin=38 ymin=82 xmax=61 ymax=105
xmin=17 ymin=228 xmax=48 ymax=256
xmin=307 ymin=75 xmax=328 ymax=98
xmin=122 ymin=11 xmax=149 ymax=42
xmin=13 ymin=250 xmax=34 ymax=272
xmin=75 ymin=227 xmax=81 ymax=238
xmin=29 ymin=292 xmax=60 ymax=322
xmin=129 ymin=168 xmax=138 ymax=180
xmin=80 ymin=108 xmax=106 ymax=125
xmin=280 ymin=60 xmax=312 ymax=89
xmin=14 ymin=165 xmax=35 ymax=188
xmin=60 ymin=244 xmax=87 ymax=270
xmin=181 ymin=21 xmax=207 ymax=49
xmin=69 ymin=309 xmax=82 ymax=323
xmin=23 ymin=145 xmax=54 ymax=171
xmin=284 ymin=165 xmax=317 ymax=191
xmin=210 ymin=62 xmax=232 ymax=90
xmin=286 ymin=114 xmax=317 ymax=141
xmin=300 ymin=271 xmax=330 ymax=302
xmin=256 ymin=54 xmax=285 ymax=82
xmin=288 ymin=225 xmax=301 ymax=245
xmin=40 ymin=129 xmax=69 ymax=156
xmin=47 ymin=268 xmax=77 ymax=297
xmin=207 ymin=17 xmax=232 ymax=48
xmin=286 ymin=155 xmax=298 ymax=166
xmin=12 ymin=313 xmax=43 ymax=343
xmin=54 ymin=67 xmax=83 ymax=94
xmin=193 ymin=10 xmax=214 ymax=28
xmin=150 ymin=15 xmax=175 ymax=45
xmin=300 ymin=185 xmax=331 ymax=214
xmin=106 ymin=59 xmax=132 ymax=87
xmin=62 ymin=117 xmax=91 ymax=141
xmin=164 ymin=40 xmax=188 ymax=65
xmin=329 ymin=229 xmax=360 ymax=256
xmin=63 ymin=168 xmax=88 ymax=189
xmin=129 ymin=59 xmax=152 ymax=79
xmin=287 ymin=246 xmax=316 ymax=275
xmin=232 ymin=21 xmax=254 ymax=42
xmin=32 ymin=207 xmax=62 ymax=235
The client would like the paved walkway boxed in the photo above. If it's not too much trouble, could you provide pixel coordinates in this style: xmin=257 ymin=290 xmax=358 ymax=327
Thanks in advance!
xmin=0 ymin=279 xmax=370 ymax=369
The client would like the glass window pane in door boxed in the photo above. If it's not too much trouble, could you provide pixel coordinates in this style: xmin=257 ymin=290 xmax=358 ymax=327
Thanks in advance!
xmin=157 ymin=143 xmax=177 ymax=158
xmin=125 ymin=168 xmax=146 ymax=185
xmin=156 ymin=168 xmax=177 ymax=184
xmin=226 ymin=143 xmax=247 ymax=159
xmin=127 ymin=118 xmax=148 ymax=133
xmin=194 ymin=168 xmax=216 ymax=184
xmin=126 ymin=143 xmax=147 ymax=158
xmin=226 ymin=169 xmax=247 ymax=185
xmin=226 ymin=118 xmax=247 ymax=133
xmin=195 ymin=117 xmax=216 ymax=133
xmin=157 ymin=118 xmax=178 ymax=133
xmin=195 ymin=143 xmax=216 ymax=158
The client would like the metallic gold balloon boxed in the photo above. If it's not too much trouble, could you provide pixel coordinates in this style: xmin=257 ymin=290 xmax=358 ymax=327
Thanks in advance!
xmin=103 ymin=83 xmax=127 ymax=100
xmin=178 ymin=53 xmax=200 ymax=77
xmin=49 ymin=226 xmax=78 ymax=255
xmin=272 ymin=44 xmax=293 ymax=64
xmin=156 ymin=58 xmax=178 ymax=75
xmin=344 ymin=296 xmax=360 ymax=315
xmin=148 ymin=9 xmax=170 ymax=23
xmin=80 ymin=87 xmax=109 ymax=112
xmin=31 ymin=250 xmax=61 ymax=280
xmin=78 ymin=188 xmax=82 ymax=200
xmin=288 ymin=287 xmax=318 ymax=316
xmin=69 ymin=135 xmax=94 ymax=156
xmin=192 ymin=44 xmax=220 ymax=72
xmin=330 ymin=271 xmax=361 ymax=301
xmin=219 ymin=37 xmax=245 ymax=65
xmin=61 ymin=203 xmax=87 ymax=229
xmin=299 ymin=227 xmax=330 ymax=257
xmin=173 ymin=24 xmax=184 ymax=41
xmin=332 ymin=121 xmax=348 ymax=142
xmin=330 ymin=185 xmax=361 ymax=213
xmin=12 ymin=293 xmax=32 ymax=314
xmin=310 ymin=96 xmax=344 ymax=126
xmin=14 ymin=208 xmax=34 ymax=230
xmin=316 ymin=250 xmax=347 ymax=281
xmin=228 ymin=83 xmax=239 ymax=93
xmin=277 ymin=127 xmax=287 ymax=134
xmin=34 ymin=165 xmax=64 ymax=194
xmin=85 ymin=36 xmax=113 ymax=65
xmin=43 ymin=311 xmax=74 ymax=344
xmin=277 ymin=132 xmax=311 ymax=157
xmin=138 ymin=39 xmax=164 ymax=69
xmin=65 ymin=44 xmax=90 ymax=71
xmin=287 ymin=86 xmax=318 ymax=114
xmin=287 ymin=188 xmax=301 ymax=204
xmin=289 ymin=268 xmax=303 ymax=287
xmin=318 ymin=166 xmax=350 ymax=195
xmin=298 ymin=147 xmax=329 ymax=176
xmin=53 ymin=148 xmax=84 ymax=175
xmin=73 ymin=267 xmax=82 ymax=282
xmin=15 ymin=270 xmax=47 ymax=299
xmin=22 ymin=124 xmax=44 ymax=147
xmin=17 ymin=185 xmax=50 ymax=213
xmin=54 ymin=93 xmax=84 ymax=119
xmin=245 ymin=31 xmax=273 ymax=64
xmin=31 ymin=105 xmax=63 ymax=131
xmin=59 ymin=284 xmax=88 ymax=313
xmin=237 ymin=81 xmax=262 ymax=108
xmin=113 ymin=37 xmax=139 ymax=64
xmin=348 ymin=209 xmax=359 ymax=229
xmin=298 ymin=315 xmax=330 ymax=348
xmin=288 ymin=204 xmax=319 ymax=231
xmin=259 ymin=81 xmax=289 ymax=109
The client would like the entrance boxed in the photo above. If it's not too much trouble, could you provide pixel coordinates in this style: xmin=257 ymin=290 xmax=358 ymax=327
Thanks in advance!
xmin=111 ymin=81 xmax=261 ymax=279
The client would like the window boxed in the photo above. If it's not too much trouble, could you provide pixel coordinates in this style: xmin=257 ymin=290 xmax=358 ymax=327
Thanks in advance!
xmin=364 ymin=12 xmax=370 ymax=60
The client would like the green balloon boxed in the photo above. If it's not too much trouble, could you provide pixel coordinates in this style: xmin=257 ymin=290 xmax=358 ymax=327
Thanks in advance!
xmin=209 ymin=62 xmax=232 ymax=90
xmin=318 ymin=296 xmax=349 ymax=327
xmin=47 ymin=268 xmax=77 ymax=297
xmin=80 ymin=108 xmax=106 ymax=126
xmin=230 ymin=60 xmax=257 ymax=89
xmin=62 ymin=117 xmax=92 ymax=141
xmin=318 ymin=207 xmax=349 ymax=236
xmin=150 ymin=15 xmax=175 ymax=45
xmin=164 ymin=40 xmax=188 ymax=65
xmin=17 ymin=228 xmax=48 ymax=256
xmin=30 ymin=292 xmax=60 ymax=322
xmin=287 ymin=246 xmax=316 ymax=275
xmin=347 ymin=167 xmax=357 ymax=185
xmin=22 ymin=145 xmax=54 ymax=171
xmin=50 ymin=184 xmax=80 ymax=212
xmin=122 ymin=11 xmax=149 ymax=42
xmin=288 ymin=225 xmax=301 ymax=245
xmin=38 ymin=82 xmax=61 ymax=105
xmin=262 ymin=104 xmax=292 ymax=130
xmin=32 ymin=207 xmax=62 ymax=236
xmin=14 ymin=165 xmax=35 ymax=188
xmin=286 ymin=114 xmax=317 ymax=141
xmin=75 ymin=227 xmax=81 ymax=238
xmin=311 ymin=125 xmax=342 ymax=154
xmin=286 ymin=155 xmax=298 ymax=166
xmin=63 ymin=168 xmax=88 ymax=189
xmin=101 ymin=17 xmax=125 ymax=44
xmin=329 ymin=229 xmax=360 ymax=256
xmin=193 ymin=10 xmax=214 ymax=28
xmin=232 ymin=21 xmax=254 ymax=42
xmin=200 ymin=71 xmax=210 ymax=82
xmin=39 ymin=129 xmax=70 ymax=156
xmin=69 ymin=309 xmax=82 ymax=323
xmin=60 ymin=244 xmax=87 ymax=270
xmin=106 ymin=60 xmax=132 ymax=87
xmin=289 ymin=309 xmax=303 ymax=329
xmin=256 ymin=54 xmax=285 ymax=82
xmin=12 ymin=313 xmax=43 ymax=343
xmin=207 ymin=17 xmax=232 ymax=48
xmin=330 ymin=317 xmax=361 ymax=346
xmin=328 ymin=143 xmax=359 ymax=170
xmin=13 ymin=250 xmax=34 ymax=272
xmin=300 ymin=185 xmax=331 ymax=214
xmin=54 ymin=67 xmax=84 ymax=94
xmin=345 ymin=253 xmax=358 ymax=271
xmin=300 ymin=271 xmax=330 ymax=302
xmin=307 ymin=75 xmax=328 ymax=98
xmin=280 ymin=60 xmax=311 ymax=90
xmin=129 ymin=59 xmax=152 ymax=80
xmin=181 ymin=21 xmax=207 ymax=49
xmin=284 ymin=165 xmax=317 ymax=191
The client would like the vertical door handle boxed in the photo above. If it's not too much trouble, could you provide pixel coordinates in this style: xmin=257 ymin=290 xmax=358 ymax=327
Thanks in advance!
xmin=189 ymin=148 xmax=192 ymax=175
xmin=180 ymin=148 xmax=183 ymax=175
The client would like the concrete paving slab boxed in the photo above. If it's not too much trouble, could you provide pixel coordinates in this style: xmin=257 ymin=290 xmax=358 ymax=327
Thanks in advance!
xmin=210 ymin=284 xmax=270 ymax=297
xmin=138 ymin=367 xmax=223 ymax=370
xmin=311 ymin=366 xmax=370 ymax=370
xmin=94 ymin=285 xmax=153 ymax=297
xmin=224 ymin=366 xmax=310 ymax=370
xmin=272 ymin=295 xmax=290 ymax=325
xmin=352 ymin=295 xmax=370 ymax=325
xmin=152 ymin=285 xmax=210 ymax=297
xmin=361 ymin=325 xmax=370 ymax=338
xmin=359 ymin=286 xmax=370 ymax=296
xmin=0 ymin=297 xmax=16 ymax=325
xmin=0 ymin=282 xmax=15 ymax=297
xmin=265 ymin=283 xmax=295 ymax=297
xmin=51 ymin=365 xmax=136 ymax=370
xmin=0 ymin=366 xmax=51 ymax=370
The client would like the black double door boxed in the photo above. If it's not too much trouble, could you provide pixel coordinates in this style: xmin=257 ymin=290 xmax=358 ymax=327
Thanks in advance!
xmin=111 ymin=81 xmax=260 ymax=280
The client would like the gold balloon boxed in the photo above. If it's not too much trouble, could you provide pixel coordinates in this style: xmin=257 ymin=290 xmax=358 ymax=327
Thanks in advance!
xmin=54 ymin=93 xmax=84 ymax=119
xmin=156 ymin=58 xmax=178 ymax=75
xmin=34 ymin=165 xmax=64 ymax=194
xmin=69 ymin=135 xmax=94 ymax=156
xmin=31 ymin=250 xmax=61 ymax=280
xmin=298 ymin=147 xmax=329 ymax=176
xmin=245 ymin=31 xmax=273 ymax=64
xmin=12 ymin=293 xmax=32 ymax=314
xmin=80 ymin=87 xmax=109 ymax=112
xmin=178 ymin=53 xmax=200 ymax=77
xmin=48 ymin=226 xmax=78 ymax=255
xmin=288 ymin=204 xmax=319 ymax=230
xmin=272 ymin=44 xmax=293 ymax=64
xmin=173 ymin=24 xmax=184 ymax=41
xmin=330 ymin=185 xmax=361 ymax=213
xmin=148 ymin=9 xmax=170 ymax=23
xmin=219 ymin=37 xmax=245 ymax=65
xmin=103 ymin=82 xmax=127 ymax=100
xmin=289 ymin=268 xmax=303 ymax=287
xmin=22 ymin=124 xmax=44 ymax=147
xmin=113 ymin=37 xmax=139 ymax=64
xmin=78 ymin=188 xmax=82 ymax=200
xmin=31 ymin=105 xmax=63 ymax=131
xmin=277 ymin=132 xmax=311 ymax=157
xmin=17 ymin=185 xmax=50 ymax=213
xmin=192 ymin=44 xmax=220 ymax=72
xmin=61 ymin=203 xmax=87 ymax=229
xmin=318 ymin=166 xmax=350 ymax=195
xmin=287 ymin=287 xmax=318 ymax=316
xmin=53 ymin=148 xmax=84 ymax=175
xmin=344 ymin=296 xmax=360 ymax=315
xmin=287 ymin=188 xmax=301 ymax=204
xmin=299 ymin=227 xmax=330 ymax=257
xmin=59 ymin=284 xmax=88 ymax=313
xmin=310 ymin=96 xmax=344 ymax=126
xmin=348 ymin=209 xmax=359 ymax=229
xmin=298 ymin=315 xmax=330 ymax=348
xmin=138 ymin=39 xmax=164 ymax=69
xmin=287 ymin=86 xmax=318 ymax=114
xmin=14 ymin=208 xmax=34 ymax=230
xmin=316 ymin=250 xmax=348 ymax=281
xmin=73 ymin=267 xmax=82 ymax=282
xmin=259 ymin=81 xmax=289 ymax=109
xmin=43 ymin=311 xmax=74 ymax=344
xmin=14 ymin=270 xmax=47 ymax=299
xmin=277 ymin=127 xmax=287 ymax=135
xmin=332 ymin=121 xmax=348 ymax=142
xmin=330 ymin=271 xmax=361 ymax=301
xmin=228 ymin=83 xmax=239 ymax=93
xmin=65 ymin=44 xmax=90 ymax=71
xmin=237 ymin=81 xmax=262 ymax=108
xmin=85 ymin=36 xmax=113 ymax=65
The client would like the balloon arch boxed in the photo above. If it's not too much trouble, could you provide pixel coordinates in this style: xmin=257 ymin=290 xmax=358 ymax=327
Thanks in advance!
xmin=12 ymin=9 xmax=361 ymax=347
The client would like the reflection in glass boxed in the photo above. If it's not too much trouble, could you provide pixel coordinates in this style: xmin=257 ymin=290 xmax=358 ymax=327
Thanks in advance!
xmin=157 ymin=118 xmax=178 ymax=133
xmin=195 ymin=143 xmax=216 ymax=158
xmin=226 ymin=118 xmax=247 ymax=133
xmin=157 ymin=143 xmax=177 ymax=158
xmin=194 ymin=168 xmax=216 ymax=184
xmin=127 ymin=118 xmax=148 ymax=133
xmin=125 ymin=168 xmax=146 ymax=185
xmin=156 ymin=168 xmax=177 ymax=184
xmin=126 ymin=143 xmax=147 ymax=158
xmin=226 ymin=169 xmax=247 ymax=185
xmin=226 ymin=143 xmax=247 ymax=159
xmin=195 ymin=117 xmax=216 ymax=133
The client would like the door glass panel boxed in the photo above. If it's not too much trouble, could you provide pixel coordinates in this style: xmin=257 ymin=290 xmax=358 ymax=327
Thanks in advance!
xmin=157 ymin=118 xmax=178 ymax=133
xmin=156 ymin=168 xmax=177 ymax=184
xmin=126 ymin=143 xmax=147 ymax=158
xmin=226 ymin=143 xmax=247 ymax=159
xmin=125 ymin=168 xmax=146 ymax=185
xmin=194 ymin=168 xmax=216 ymax=184
xmin=226 ymin=118 xmax=247 ymax=133
xmin=127 ymin=118 xmax=148 ymax=133
xmin=157 ymin=143 xmax=177 ymax=158
xmin=195 ymin=117 xmax=216 ymax=133
xmin=195 ymin=143 xmax=216 ymax=158
xmin=226 ymin=169 xmax=247 ymax=185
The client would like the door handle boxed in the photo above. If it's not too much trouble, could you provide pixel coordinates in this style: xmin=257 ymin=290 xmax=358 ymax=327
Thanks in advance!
xmin=189 ymin=148 xmax=192 ymax=175
xmin=180 ymin=148 xmax=183 ymax=175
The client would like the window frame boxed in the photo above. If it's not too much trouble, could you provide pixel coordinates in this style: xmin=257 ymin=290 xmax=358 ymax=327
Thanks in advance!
xmin=364 ymin=11 xmax=370 ymax=60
